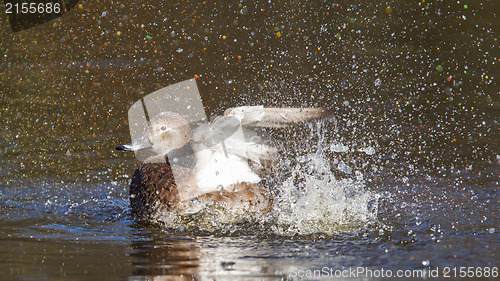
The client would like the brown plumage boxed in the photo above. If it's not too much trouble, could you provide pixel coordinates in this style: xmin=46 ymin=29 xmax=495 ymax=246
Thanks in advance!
xmin=129 ymin=156 xmax=273 ymax=224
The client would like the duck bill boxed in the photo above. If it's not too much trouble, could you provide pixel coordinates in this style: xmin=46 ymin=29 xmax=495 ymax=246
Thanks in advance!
xmin=116 ymin=134 xmax=152 ymax=152
xmin=115 ymin=143 xmax=135 ymax=151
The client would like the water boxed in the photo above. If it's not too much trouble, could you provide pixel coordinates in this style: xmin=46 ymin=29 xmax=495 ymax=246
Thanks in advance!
xmin=1 ymin=0 xmax=498 ymax=280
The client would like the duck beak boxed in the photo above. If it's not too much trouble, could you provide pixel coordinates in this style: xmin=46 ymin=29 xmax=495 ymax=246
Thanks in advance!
xmin=115 ymin=143 xmax=134 ymax=151
xmin=116 ymin=133 xmax=153 ymax=152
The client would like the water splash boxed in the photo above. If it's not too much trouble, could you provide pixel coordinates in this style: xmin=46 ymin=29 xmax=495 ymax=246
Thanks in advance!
xmin=159 ymin=120 xmax=381 ymax=235
xmin=269 ymin=121 xmax=380 ymax=235
xmin=271 ymin=152 xmax=379 ymax=235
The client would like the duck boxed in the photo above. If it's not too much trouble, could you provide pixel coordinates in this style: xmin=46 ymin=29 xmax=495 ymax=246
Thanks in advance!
xmin=117 ymin=105 xmax=332 ymax=225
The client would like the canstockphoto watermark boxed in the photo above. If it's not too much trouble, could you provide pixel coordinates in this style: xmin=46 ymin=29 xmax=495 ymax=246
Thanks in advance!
xmin=289 ymin=266 xmax=498 ymax=279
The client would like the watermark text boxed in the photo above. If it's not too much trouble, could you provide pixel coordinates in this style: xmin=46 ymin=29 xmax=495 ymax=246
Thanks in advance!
xmin=289 ymin=266 xmax=498 ymax=279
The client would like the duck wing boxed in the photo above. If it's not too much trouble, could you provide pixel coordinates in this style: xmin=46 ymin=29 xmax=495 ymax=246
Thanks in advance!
xmin=190 ymin=114 xmax=279 ymax=194
xmin=188 ymin=106 xmax=332 ymax=196
xmin=224 ymin=105 xmax=333 ymax=128
xmin=191 ymin=115 xmax=278 ymax=172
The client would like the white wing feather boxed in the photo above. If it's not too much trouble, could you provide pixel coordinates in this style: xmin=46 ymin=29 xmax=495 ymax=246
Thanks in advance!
xmin=191 ymin=106 xmax=332 ymax=194
xmin=224 ymin=105 xmax=333 ymax=128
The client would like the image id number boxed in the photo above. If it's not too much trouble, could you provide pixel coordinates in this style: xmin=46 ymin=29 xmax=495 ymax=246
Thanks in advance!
xmin=5 ymin=2 xmax=61 ymax=14
xmin=443 ymin=267 xmax=498 ymax=278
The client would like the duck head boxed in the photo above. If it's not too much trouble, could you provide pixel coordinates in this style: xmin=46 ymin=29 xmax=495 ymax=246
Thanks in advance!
xmin=116 ymin=112 xmax=192 ymax=156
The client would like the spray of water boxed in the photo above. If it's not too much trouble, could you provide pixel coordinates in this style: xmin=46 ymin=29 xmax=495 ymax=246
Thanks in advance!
xmin=268 ymin=121 xmax=381 ymax=235
xmin=162 ymin=120 xmax=381 ymax=235
xmin=271 ymin=153 xmax=379 ymax=235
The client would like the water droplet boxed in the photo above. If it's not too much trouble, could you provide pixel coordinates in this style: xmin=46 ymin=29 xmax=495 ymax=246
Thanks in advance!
xmin=359 ymin=146 xmax=376 ymax=155
xmin=337 ymin=161 xmax=352 ymax=174
xmin=330 ymin=143 xmax=349 ymax=153
xmin=355 ymin=171 xmax=364 ymax=181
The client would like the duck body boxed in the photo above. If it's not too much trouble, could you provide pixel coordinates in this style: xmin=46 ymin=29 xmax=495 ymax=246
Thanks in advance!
xmin=129 ymin=159 xmax=272 ymax=225
xmin=118 ymin=106 xmax=332 ymax=226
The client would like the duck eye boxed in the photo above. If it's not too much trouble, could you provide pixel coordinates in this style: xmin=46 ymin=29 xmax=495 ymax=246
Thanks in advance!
xmin=160 ymin=126 xmax=167 ymax=131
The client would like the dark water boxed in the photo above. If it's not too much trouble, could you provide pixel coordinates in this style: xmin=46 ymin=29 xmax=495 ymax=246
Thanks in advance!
xmin=1 ymin=0 xmax=498 ymax=280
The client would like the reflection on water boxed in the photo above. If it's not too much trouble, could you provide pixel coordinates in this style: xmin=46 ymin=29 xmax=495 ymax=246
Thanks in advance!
xmin=130 ymin=235 xmax=291 ymax=279
xmin=0 ymin=0 xmax=498 ymax=280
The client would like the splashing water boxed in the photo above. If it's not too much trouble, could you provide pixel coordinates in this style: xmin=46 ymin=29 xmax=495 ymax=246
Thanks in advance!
xmin=164 ymin=120 xmax=381 ymax=236
xmin=271 ymin=152 xmax=379 ymax=235
xmin=270 ymin=121 xmax=381 ymax=235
